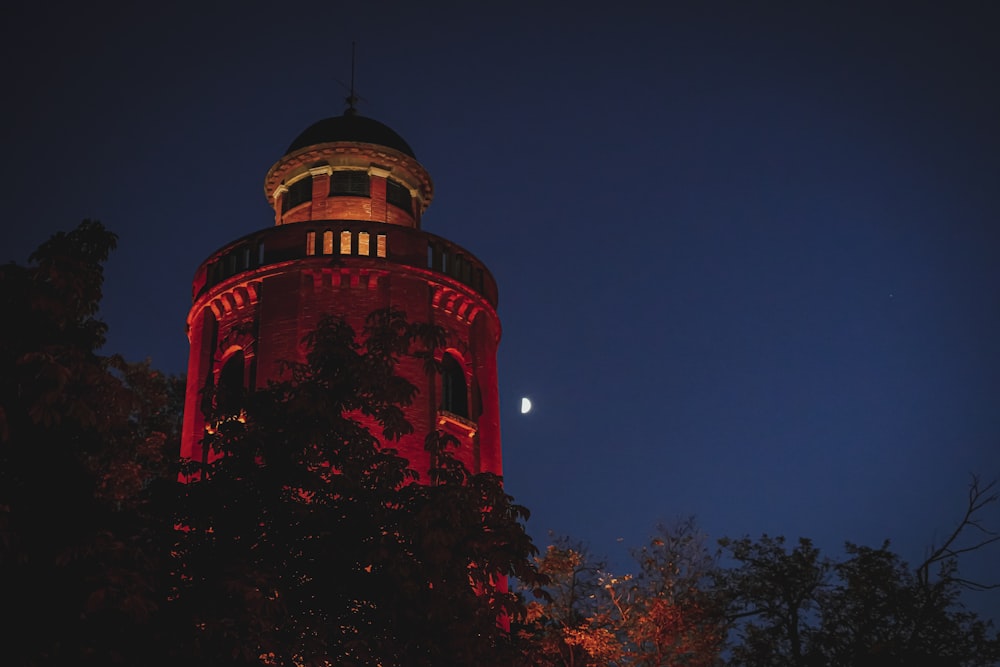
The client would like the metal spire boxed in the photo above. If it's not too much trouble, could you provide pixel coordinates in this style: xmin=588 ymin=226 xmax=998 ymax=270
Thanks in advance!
xmin=344 ymin=41 xmax=359 ymax=115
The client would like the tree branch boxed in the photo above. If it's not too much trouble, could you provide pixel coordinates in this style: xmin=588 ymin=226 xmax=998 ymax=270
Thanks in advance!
xmin=917 ymin=475 xmax=999 ymax=590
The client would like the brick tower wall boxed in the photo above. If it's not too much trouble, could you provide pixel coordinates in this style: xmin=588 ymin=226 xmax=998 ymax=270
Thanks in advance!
xmin=180 ymin=224 xmax=501 ymax=481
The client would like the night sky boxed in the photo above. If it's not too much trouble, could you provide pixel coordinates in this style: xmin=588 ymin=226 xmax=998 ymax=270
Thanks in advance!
xmin=3 ymin=2 xmax=998 ymax=619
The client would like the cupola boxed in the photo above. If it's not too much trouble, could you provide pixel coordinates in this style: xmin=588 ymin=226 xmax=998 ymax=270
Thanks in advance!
xmin=263 ymin=109 xmax=433 ymax=229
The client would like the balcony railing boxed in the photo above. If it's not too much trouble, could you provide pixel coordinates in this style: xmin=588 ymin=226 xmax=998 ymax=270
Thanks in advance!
xmin=193 ymin=221 xmax=498 ymax=308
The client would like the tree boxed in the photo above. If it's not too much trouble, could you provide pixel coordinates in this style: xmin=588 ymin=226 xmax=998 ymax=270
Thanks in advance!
xmin=169 ymin=308 xmax=546 ymax=666
xmin=715 ymin=535 xmax=828 ymax=667
xmin=526 ymin=478 xmax=1000 ymax=667
xmin=626 ymin=519 xmax=726 ymax=666
xmin=1 ymin=223 xmax=545 ymax=666
xmin=520 ymin=537 xmax=622 ymax=667
xmin=717 ymin=479 xmax=1000 ymax=666
xmin=522 ymin=520 xmax=726 ymax=667
xmin=0 ymin=221 xmax=184 ymax=666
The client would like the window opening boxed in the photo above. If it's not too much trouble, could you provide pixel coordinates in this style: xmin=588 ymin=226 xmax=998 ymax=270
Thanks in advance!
xmin=216 ymin=350 xmax=245 ymax=416
xmin=323 ymin=230 xmax=334 ymax=255
xmin=306 ymin=231 xmax=316 ymax=256
xmin=282 ymin=177 xmax=312 ymax=212
xmin=386 ymin=179 xmax=412 ymax=212
xmin=358 ymin=232 xmax=370 ymax=256
xmin=441 ymin=353 xmax=468 ymax=418
xmin=340 ymin=231 xmax=352 ymax=255
xmin=329 ymin=171 xmax=370 ymax=197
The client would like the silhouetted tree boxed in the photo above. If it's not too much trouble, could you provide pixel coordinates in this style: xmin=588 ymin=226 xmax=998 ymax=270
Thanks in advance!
xmin=717 ymin=480 xmax=1000 ymax=666
xmin=715 ymin=535 xmax=828 ymax=667
xmin=0 ymin=221 xmax=183 ymax=666
xmin=169 ymin=308 xmax=546 ymax=666
xmin=526 ymin=490 xmax=999 ymax=667
xmin=1 ymin=223 xmax=545 ymax=667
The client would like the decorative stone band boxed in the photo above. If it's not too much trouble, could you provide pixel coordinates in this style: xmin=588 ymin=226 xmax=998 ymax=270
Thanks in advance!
xmin=432 ymin=285 xmax=483 ymax=324
xmin=207 ymin=281 xmax=260 ymax=319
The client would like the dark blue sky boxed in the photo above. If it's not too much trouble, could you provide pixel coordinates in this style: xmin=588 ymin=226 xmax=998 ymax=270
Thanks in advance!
xmin=3 ymin=2 xmax=998 ymax=618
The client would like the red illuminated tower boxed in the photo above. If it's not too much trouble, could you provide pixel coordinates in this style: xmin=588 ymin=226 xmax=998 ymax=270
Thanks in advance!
xmin=179 ymin=107 xmax=501 ymax=479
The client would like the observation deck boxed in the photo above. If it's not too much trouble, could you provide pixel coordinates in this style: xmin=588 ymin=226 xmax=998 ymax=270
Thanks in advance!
xmin=191 ymin=221 xmax=498 ymax=309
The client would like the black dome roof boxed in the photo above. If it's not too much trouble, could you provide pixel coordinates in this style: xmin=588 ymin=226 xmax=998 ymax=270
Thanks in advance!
xmin=285 ymin=113 xmax=416 ymax=158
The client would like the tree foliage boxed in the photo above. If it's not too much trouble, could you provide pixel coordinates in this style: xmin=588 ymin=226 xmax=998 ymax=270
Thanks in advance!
xmin=0 ymin=222 xmax=546 ymax=667
xmin=717 ymin=478 xmax=1000 ymax=667
xmin=522 ymin=519 xmax=726 ymax=667
xmin=0 ymin=221 xmax=184 ymax=665
xmin=3 ymin=222 xmax=998 ymax=667
xmin=523 ymin=492 xmax=1000 ymax=667
xmin=171 ymin=308 xmax=546 ymax=666
xmin=716 ymin=481 xmax=1000 ymax=666
xmin=521 ymin=536 xmax=617 ymax=666
xmin=716 ymin=535 xmax=999 ymax=666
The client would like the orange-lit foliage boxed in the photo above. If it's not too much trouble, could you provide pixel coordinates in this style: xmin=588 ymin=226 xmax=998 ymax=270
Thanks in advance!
xmin=630 ymin=597 xmax=724 ymax=667
xmin=521 ymin=522 xmax=726 ymax=667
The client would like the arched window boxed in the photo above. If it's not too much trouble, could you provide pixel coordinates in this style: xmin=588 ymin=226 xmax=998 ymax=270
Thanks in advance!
xmin=216 ymin=350 xmax=245 ymax=416
xmin=440 ymin=353 xmax=468 ymax=417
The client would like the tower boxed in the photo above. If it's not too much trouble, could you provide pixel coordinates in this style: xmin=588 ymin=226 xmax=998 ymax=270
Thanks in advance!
xmin=179 ymin=108 xmax=502 ymax=480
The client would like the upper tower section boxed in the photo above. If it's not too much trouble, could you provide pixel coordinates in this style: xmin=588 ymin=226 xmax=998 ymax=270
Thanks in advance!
xmin=264 ymin=109 xmax=434 ymax=229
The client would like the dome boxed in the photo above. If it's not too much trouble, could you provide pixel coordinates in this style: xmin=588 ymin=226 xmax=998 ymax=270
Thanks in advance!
xmin=284 ymin=112 xmax=416 ymax=158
